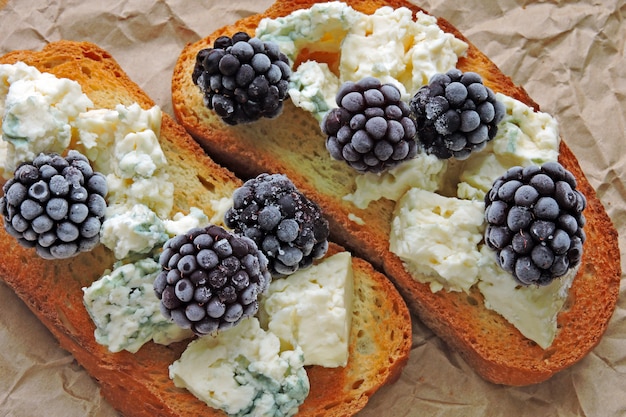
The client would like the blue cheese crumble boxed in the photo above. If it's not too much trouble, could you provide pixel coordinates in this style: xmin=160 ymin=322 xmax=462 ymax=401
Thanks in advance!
xmin=82 ymin=257 xmax=193 ymax=353
xmin=170 ymin=317 xmax=309 ymax=417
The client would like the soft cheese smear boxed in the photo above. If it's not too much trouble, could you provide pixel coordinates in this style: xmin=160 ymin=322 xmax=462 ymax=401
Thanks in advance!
xmin=257 ymin=1 xmax=468 ymax=120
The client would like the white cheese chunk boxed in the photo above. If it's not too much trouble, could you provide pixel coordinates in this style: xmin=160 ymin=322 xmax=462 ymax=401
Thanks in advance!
xmin=390 ymin=188 xmax=485 ymax=293
xmin=344 ymin=152 xmax=448 ymax=209
xmin=261 ymin=251 xmax=354 ymax=368
xmin=477 ymin=246 xmax=577 ymax=349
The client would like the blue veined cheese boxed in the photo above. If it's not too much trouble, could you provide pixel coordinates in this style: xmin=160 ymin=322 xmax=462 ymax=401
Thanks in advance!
xmin=82 ymin=257 xmax=193 ymax=353
xmin=288 ymin=61 xmax=340 ymax=117
xmin=339 ymin=6 xmax=467 ymax=97
xmin=344 ymin=152 xmax=448 ymax=209
xmin=456 ymin=93 xmax=560 ymax=200
xmin=75 ymin=103 xmax=162 ymax=172
xmin=170 ymin=317 xmax=310 ymax=417
xmin=257 ymin=2 xmax=468 ymax=121
xmin=77 ymin=103 xmax=173 ymax=219
xmin=260 ymin=251 xmax=354 ymax=368
xmin=102 ymin=205 xmax=213 ymax=260
xmin=390 ymin=188 xmax=576 ymax=347
xmin=100 ymin=204 xmax=169 ymax=259
xmin=256 ymin=1 xmax=362 ymax=61
xmin=477 ymin=246 xmax=577 ymax=349
xmin=0 ymin=62 xmax=93 ymax=178
xmin=75 ymin=103 xmax=175 ymax=257
xmin=390 ymin=188 xmax=485 ymax=293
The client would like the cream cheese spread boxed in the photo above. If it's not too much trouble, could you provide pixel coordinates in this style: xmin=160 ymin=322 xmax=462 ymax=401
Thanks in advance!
xmin=260 ymin=251 xmax=354 ymax=368
xmin=256 ymin=1 xmax=468 ymax=120
xmin=170 ymin=317 xmax=309 ymax=417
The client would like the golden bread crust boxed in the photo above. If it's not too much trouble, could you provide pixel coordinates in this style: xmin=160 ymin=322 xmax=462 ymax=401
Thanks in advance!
xmin=0 ymin=40 xmax=412 ymax=416
xmin=171 ymin=0 xmax=621 ymax=385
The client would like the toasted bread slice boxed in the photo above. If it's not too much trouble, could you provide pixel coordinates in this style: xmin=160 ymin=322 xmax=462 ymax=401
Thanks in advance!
xmin=0 ymin=40 xmax=412 ymax=417
xmin=171 ymin=0 xmax=621 ymax=385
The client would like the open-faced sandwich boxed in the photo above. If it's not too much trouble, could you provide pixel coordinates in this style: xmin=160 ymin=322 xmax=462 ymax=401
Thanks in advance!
xmin=0 ymin=40 xmax=412 ymax=417
xmin=171 ymin=0 xmax=621 ymax=386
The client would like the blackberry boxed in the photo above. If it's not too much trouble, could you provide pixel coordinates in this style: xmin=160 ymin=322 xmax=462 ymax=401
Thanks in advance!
xmin=410 ymin=69 xmax=505 ymax=160
xmin=484 ymin=162 xmax=587 ymax=286
xmin=321 ymin=77 xmax=418 ymax=173
xmin=224 ymin=173 xmax=329 ymax=277
xmin=192 ymin=31 xmax=291 ymax=125
xmin=0 ymin=150 xmax=108 ymax=260
xmin=155 ymin=224 xmax=271 ymax=336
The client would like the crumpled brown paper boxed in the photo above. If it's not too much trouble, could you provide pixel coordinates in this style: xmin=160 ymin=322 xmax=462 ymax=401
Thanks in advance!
xmin=0 ymin=0 xmax=624 ymax=416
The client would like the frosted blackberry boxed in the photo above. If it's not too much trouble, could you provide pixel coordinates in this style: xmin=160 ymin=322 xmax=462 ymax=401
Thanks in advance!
xmin=224 ymin=173 xmax=329 ymax=276
xmin=155 ymin=224 xmax=271 ymax=336
xmin=410 ymin=69 xmax=505 ymax=160
xmin=0 ymin=150 xmax=108 ymax=260
xmin=321 ymin=77 xmax=418 ymax=173
xmin=484 ymin=161 xmax=587 ymax=286
xmin=192 ymin=31 xmax=291 ymax=125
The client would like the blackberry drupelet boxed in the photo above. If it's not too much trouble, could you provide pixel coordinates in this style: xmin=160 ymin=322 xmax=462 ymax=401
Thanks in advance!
xmin=224 ymin=173 xmax=329 ymax=277
xmin=484 ymin=162 xmax=587 ymax=286
xmin=155 ymin=224 xmax=272 ymax=336
xmin=321 ymin=77 xmax=418 ymax=173
xmin=410 ymin=69 xmax=505 ymax=160
xmin=192 ymin=31 xmax=291 ymax=125
xmin=0 ymin=150 xmax=108 ymax=259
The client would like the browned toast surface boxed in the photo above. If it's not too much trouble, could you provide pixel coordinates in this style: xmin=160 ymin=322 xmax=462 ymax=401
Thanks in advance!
xmin=0 ymin=40 xmax=412 ymax=417
xmin=171 ymin=0 xmax=621 ymax=385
